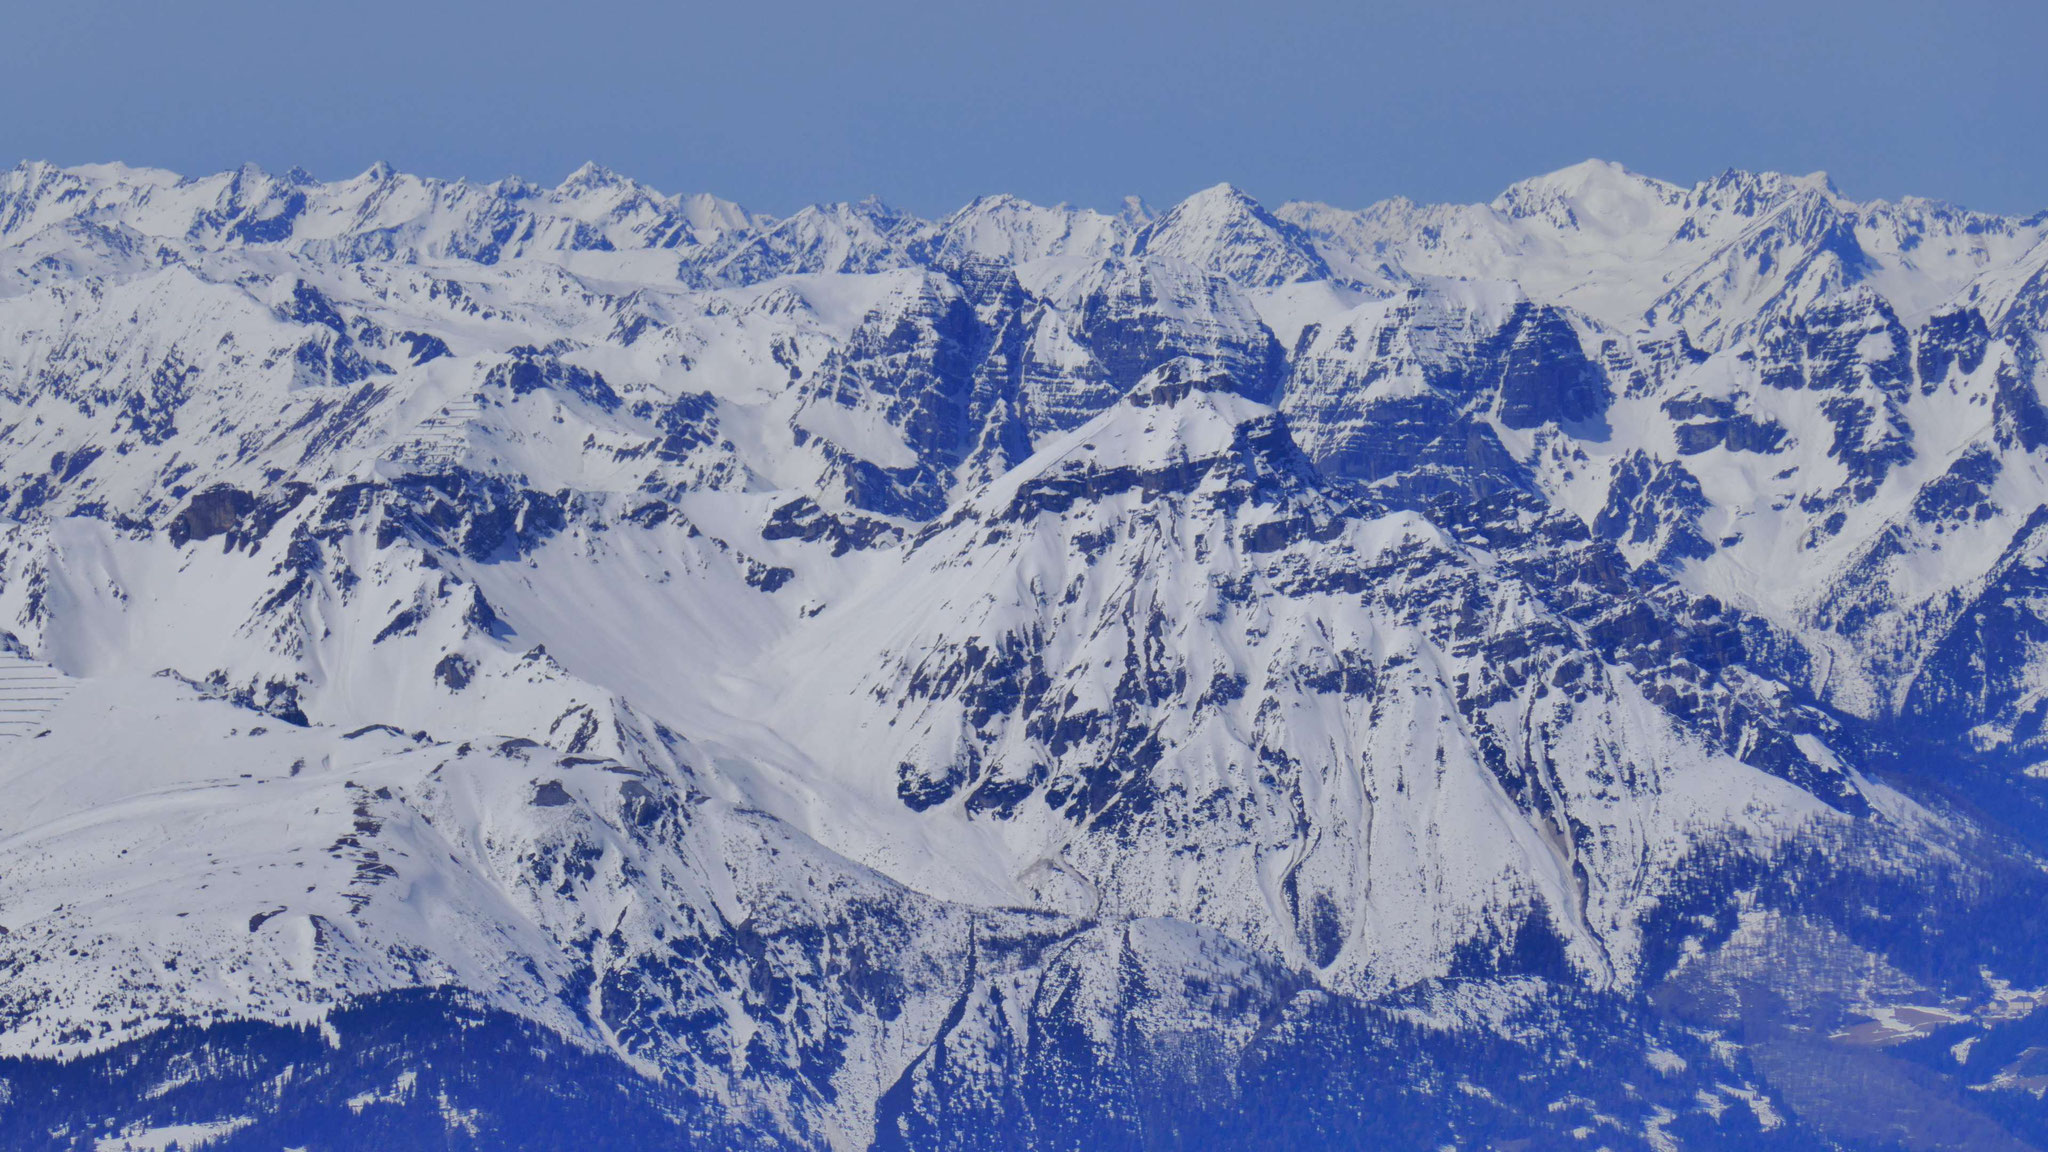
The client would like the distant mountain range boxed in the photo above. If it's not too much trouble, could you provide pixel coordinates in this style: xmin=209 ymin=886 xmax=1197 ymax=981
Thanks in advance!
xmin=3 ymin=157 xmax=2048 ymax=1149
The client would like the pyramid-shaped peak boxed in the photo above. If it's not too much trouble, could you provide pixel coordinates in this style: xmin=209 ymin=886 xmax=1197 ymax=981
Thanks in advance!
xmin=559 ymin=161 xmax=631 ymax=192
xmin=1186 ymin=180 xmax=1258 ymax=203
xmin=1142 ymin=182 xmax=1330 ymax=287
xmin=1162 ymin=182 xmax=1279 ymax=222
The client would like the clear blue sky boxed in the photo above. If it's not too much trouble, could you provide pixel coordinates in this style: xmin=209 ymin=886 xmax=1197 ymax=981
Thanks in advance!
xmin=5 ymin=0 xmax=2044 ymax=217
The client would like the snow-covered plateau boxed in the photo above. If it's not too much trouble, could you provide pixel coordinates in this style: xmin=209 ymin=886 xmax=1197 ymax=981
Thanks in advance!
xmin=4 ymin=157 xmax=2048 ymax=1148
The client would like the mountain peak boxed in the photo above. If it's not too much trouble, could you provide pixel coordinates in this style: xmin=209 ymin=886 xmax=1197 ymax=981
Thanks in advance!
xmin=1493 ymin=159 xmax=1685 ymax=230
xmin=559 ymin=161 xmax=629 ymax=192
xmin=1140 ymin=181 xmax=1331 ymax=287
xmin=1182 ymin=180 xmax=1258 ymax=206
xmin=927 ymin=194 xmax=1131 ymax=264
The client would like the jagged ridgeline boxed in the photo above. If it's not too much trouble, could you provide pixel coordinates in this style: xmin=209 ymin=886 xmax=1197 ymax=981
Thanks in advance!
xmin=4 ymin=158 xmax=2048 ymax=1149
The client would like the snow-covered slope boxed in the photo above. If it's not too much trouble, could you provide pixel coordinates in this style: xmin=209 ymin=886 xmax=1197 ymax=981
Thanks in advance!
xmin=5 ymin=158 xmax=2048 ymax=1150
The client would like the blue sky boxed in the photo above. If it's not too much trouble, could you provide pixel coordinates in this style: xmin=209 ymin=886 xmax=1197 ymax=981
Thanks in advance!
xmin=4 ymin=0 xmax=2043 ymax=216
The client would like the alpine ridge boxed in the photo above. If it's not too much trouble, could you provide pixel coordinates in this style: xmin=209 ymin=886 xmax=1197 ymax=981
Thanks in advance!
xmin=4 ymin=157 xmax=2048 ymax=1149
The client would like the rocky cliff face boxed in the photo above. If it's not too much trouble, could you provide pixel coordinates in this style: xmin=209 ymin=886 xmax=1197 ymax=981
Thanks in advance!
xmin=4 ymin=158 xmax=2048 ymax=1149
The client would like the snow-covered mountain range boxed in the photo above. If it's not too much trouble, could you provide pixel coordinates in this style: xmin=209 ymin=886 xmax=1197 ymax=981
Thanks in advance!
xmin=5 ymin=157 xmax=2048 ymax=1149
